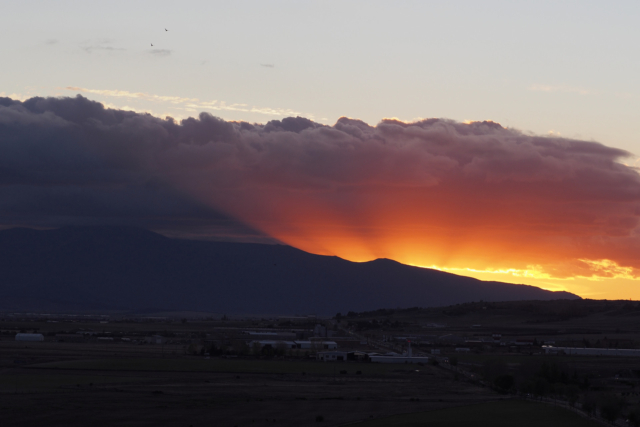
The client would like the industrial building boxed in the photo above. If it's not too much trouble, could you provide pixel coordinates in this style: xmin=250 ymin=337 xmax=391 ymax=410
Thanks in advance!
xmin=316 ymin=351 xmax=369 ymax=362
xmin=369 ymin=342 xmax=430 ymax=364
xmin=15 ymin=333 xmax=44 ymax=342
xmin=543 ymin=346 xmax=640 ymax=357
xmin=249 ymin=340 xmax=338 ymax=350
xmin=369 ymin=355 xmax=430 ymax=364
xmin=316 ymin=351 xmax=348 ymax=361
xmin=144 ymin=335 xmax=166 ymax=344
xmin=294 ymin=340 xmax=338 ymax=350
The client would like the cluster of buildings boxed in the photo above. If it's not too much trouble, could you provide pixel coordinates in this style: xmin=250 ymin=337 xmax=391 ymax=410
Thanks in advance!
xmin=317 ymin=341 xmax=430 ymax=364
xmin=542 ymin=346 xmax=640 ymax=357
xmin=15 ymin=333 xmax=44 ymax=342
xmin=386 ymin=333 xmax=547 ymax=349
xmin=244 ymin=326 xmax=340 ymax=351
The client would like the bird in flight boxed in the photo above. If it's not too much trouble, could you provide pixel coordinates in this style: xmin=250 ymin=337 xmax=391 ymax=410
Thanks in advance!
xmin=165 ymin=28 xmax=168 ymax=31
xmin=151 ymin=43 xmax=154 ymax=46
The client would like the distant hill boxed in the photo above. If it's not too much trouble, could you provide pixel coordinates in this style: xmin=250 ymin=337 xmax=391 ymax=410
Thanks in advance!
xmin=0 ymin=227 xmax=579 ymax=314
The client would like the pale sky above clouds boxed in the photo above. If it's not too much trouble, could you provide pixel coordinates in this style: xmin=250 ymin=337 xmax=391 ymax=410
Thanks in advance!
xmin=2 ymin=0 xmax=639 ymax=152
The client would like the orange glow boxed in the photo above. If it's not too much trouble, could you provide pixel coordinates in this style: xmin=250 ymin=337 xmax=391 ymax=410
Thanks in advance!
xmin=165 ymin=117 xmax=640 ymax=300
xmin=185 ymin=185 xmax=640 ymax=300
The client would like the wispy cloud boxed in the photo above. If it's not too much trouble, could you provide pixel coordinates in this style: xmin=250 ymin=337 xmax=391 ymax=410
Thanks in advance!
xmin=44 ymin=39 xmax=58 ymax=46
xmin=82 ymin=46 xmax=126 ymax=53
xmin=80 ymin=39 xmax=125 ymax=54
xmin=150 ymin=49 xmax=171 ymax=56
xmin=260 ymin=64 xmax=275 ymax=68
xmin=64 ymin=86 xmax=310 ymax=118
xmin=66 ymin=87 xmax=198 ymax=104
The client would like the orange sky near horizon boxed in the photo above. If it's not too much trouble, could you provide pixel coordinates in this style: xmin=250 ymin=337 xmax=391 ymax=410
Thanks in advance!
xmin=240 ymin=213 xmax=640 ymax=301
xmin=166 ymin=118 xmax=640 ymax=301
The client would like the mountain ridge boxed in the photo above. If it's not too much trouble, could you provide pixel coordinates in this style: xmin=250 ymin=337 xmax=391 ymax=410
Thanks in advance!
xmin=0 ymin=226 xmax=579 ymax=314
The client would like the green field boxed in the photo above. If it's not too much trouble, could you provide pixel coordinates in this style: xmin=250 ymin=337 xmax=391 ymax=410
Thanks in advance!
xmin=29 ymin=357 xmax=426 ymax=376
xmin=352 ymin=400 xmax=600 ymax=427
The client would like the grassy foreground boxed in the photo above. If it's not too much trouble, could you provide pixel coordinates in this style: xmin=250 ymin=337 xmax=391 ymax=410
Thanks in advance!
xmin=352 ymin=400 xmax=601 ymax=427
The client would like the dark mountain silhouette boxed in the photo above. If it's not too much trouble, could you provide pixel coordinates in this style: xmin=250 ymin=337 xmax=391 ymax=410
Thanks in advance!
xmin=0 ymin=227 xmax=579 ymax=314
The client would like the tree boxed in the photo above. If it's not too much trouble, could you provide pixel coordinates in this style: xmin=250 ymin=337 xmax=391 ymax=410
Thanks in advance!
xmin=251 ymin=341 xmax=261 ymax=355
xmin=187 ymin=343 xmax=200 ymax=355
xmin=599 ymin=393 xmax=623 ymax=423
xmin=275 ymin=341 xmax=287 ymax=356
xmin=628 ymin=405 xmax=640 ymax=427
xmin=533 ymin=378 xmax=550 ymax=397
xmin=582 ymin=394 xmax=597 ymax=416
xmin=208 ymin=342 xmax=219 ymax=355
xmin=483 ymin=359 xmax=507 ymax=383
xmin=564 ymin=384 xmax=580 ymax=407
xmin=494 ymin=374 xmax=515 ymax=393
xmin=232 ymin=340 xmax=249 ymax=355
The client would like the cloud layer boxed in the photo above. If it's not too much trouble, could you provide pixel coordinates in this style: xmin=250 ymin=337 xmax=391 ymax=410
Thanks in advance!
xmin=2 ymin=95 xmax=640 ymax=280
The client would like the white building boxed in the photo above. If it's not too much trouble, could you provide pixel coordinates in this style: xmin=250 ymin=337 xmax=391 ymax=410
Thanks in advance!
xmin=370 ymin=341 xmax=429 ymax=364
xmin=294 ymin=341 xmax=338 ymax=350
xmin=15 ymin=333 xmax=44 ymax=342
xmin=144 ymin=335 xmax=166 ymax=344
xmin=317 ymin=351 xmax=348 ymax=361
xmin=248 ymin=340 xmax=338 ymax=351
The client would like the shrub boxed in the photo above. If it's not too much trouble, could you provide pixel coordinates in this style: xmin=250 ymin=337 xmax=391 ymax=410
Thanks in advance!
xmin=629 ymin=406 xmax=640 ymax=427
xmin=582 ymin=395 xmax=597 ymax=416
xmin=599 ymin=393 xmax=624 ymax=423
xmin=494 ymin=374 xmax=515 ymax=393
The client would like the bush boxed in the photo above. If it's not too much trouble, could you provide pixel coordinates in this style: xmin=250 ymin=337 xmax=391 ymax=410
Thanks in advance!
xmin=582 ymin=394 xmax=597 ymax=416
xmin=494 ymin=374 xmax=515 ymax=393
xmin=564 ymin=384 xmax=580 ymax=406
xmin=599 ymin=393 xmax=624 ymax=423
xmin=628 ymin=406 xmax=640 ymax=427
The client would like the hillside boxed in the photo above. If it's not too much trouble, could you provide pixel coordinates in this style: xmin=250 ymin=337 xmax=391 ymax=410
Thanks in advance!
xmin=0 ymin=227 xmax=579 ymax=314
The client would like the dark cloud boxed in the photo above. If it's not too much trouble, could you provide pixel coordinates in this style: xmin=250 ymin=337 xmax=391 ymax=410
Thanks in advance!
xmin=0 ymin=95 xmax=271 ymax=243
xmin=1 ymin=95 xmax=640 ymax=277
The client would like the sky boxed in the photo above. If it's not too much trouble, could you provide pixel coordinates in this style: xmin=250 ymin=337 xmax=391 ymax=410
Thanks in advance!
xmin=2 ymin=1 xmax=640 ymax=299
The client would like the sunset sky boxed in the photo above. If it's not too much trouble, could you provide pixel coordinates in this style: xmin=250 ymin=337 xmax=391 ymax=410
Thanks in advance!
xmin=2 ymin=1 xmax=640 ymax=299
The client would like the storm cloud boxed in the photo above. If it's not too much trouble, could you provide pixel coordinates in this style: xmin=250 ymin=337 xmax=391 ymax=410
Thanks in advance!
xmin=1 ymin=95 xmax=640 ymax=279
